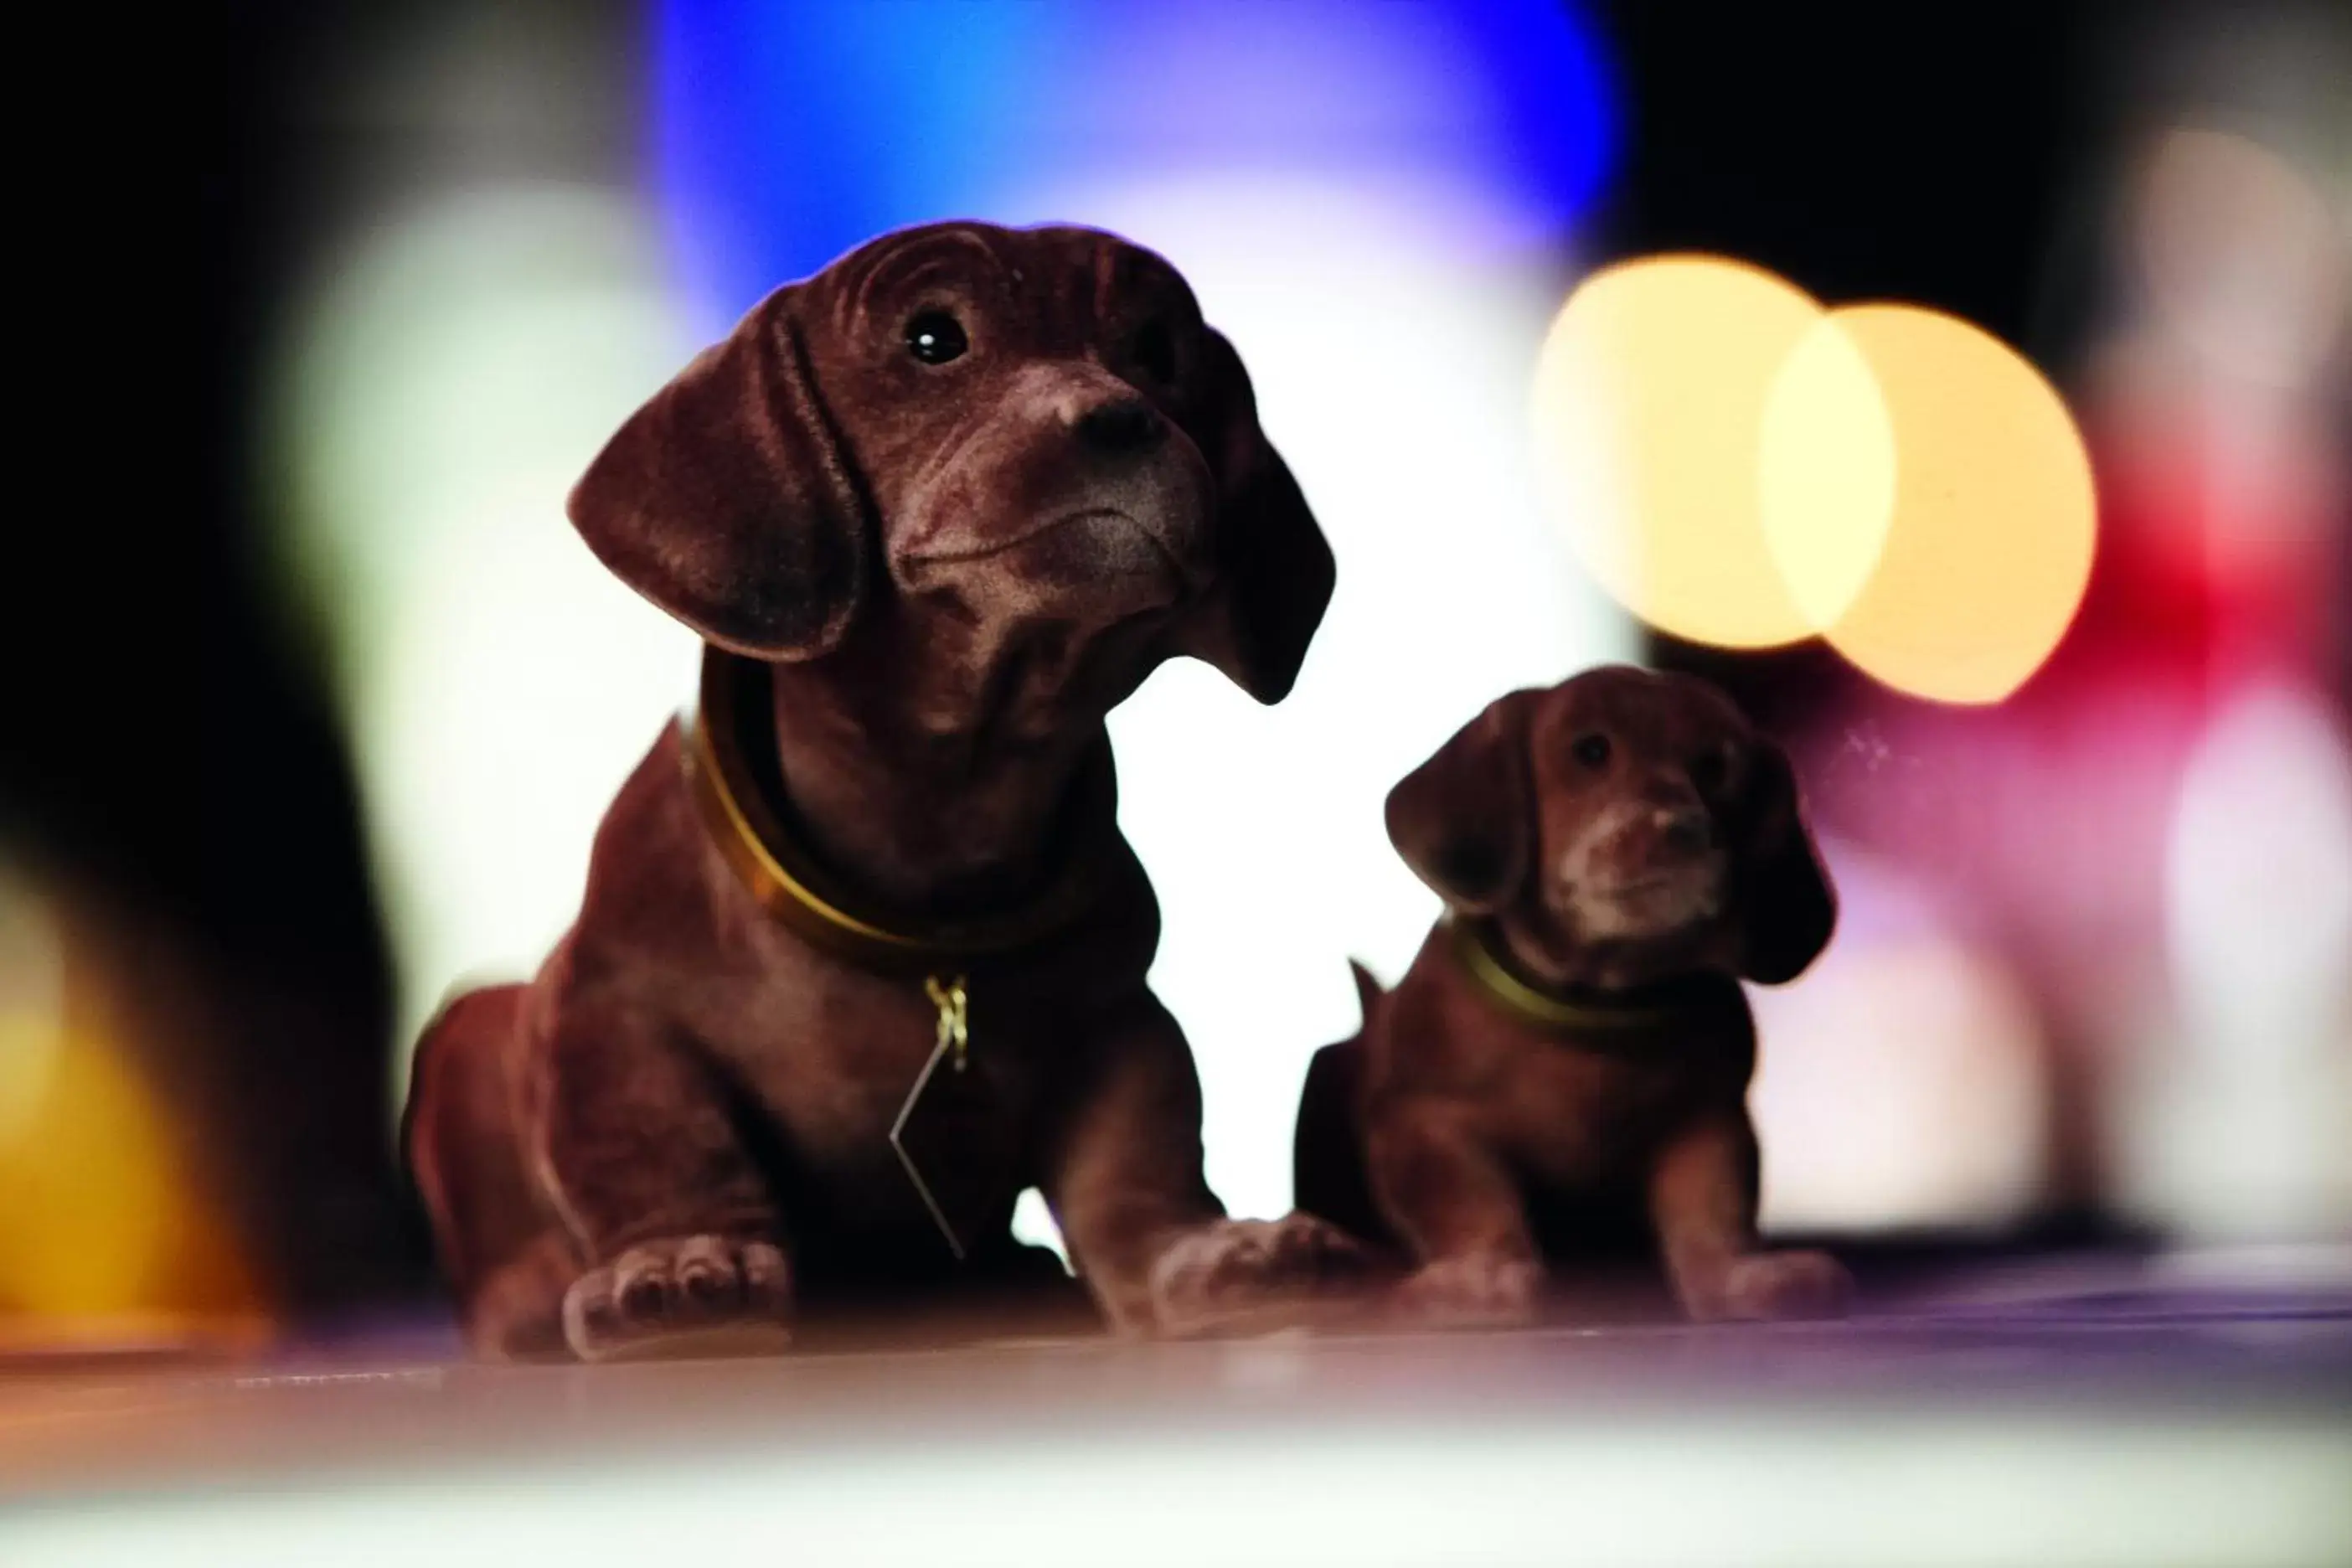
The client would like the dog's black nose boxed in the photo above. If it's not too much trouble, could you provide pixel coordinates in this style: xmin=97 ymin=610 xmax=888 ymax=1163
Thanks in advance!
xmin=1075 ymin=397 xmax=1167 ymax=455
xmin=1658 ymin=809 xmax=1713 ymax=856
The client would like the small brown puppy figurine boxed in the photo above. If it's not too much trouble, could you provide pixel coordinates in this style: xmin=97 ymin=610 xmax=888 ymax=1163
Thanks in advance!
xmin=1293 ymin=666 xmax=1850 ymax=1323
xmin=404 ymin=221 xmax=1366 ymax=1359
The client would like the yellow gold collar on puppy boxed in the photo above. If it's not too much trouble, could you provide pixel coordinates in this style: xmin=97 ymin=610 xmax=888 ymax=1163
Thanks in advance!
xmin=1446 ymin=916 xmax=1741 ymax=1038
xmin=683 ymin=646 xmax=1106 ymax=972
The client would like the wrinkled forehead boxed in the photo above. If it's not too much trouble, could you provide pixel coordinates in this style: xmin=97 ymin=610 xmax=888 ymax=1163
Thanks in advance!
xmin=1543 ymin=669 xmax=1752 ymax=755
xmin=811 ymin=222 xmax=1199 ymax=345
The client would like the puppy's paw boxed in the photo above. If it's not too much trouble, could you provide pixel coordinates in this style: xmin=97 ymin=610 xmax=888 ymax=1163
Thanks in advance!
xmin=561 ymin=1235 xmax=793 ymax=1361
xmin=1395 ymin=1252 xmax=1544 ymax=1328
xmin=1147 ymin=1215 xmax=1381 ymax=1336
xmin=1694 ymin=1249 xmax=1851 ymax=1323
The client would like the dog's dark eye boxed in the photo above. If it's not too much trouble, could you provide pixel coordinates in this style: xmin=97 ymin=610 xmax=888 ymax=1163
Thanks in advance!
xmin=1131 ymin=317 xmax=1178 ymax=383
xmin=1571 ymin=733 xmax=1612 ymax=770
xmin=905 ymin=311 xmax=968 ymax=365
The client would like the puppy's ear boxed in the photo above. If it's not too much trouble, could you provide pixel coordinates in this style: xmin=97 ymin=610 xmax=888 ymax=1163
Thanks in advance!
xmin=569 ymin=289 xmax=868 ymax=660
xmin=1180 ymin=328 xmax=1335 ymax=703
xmin=1385 ymin=694 xmax=1533 ymax=914
xmin=1733 ymin=741 xmax=1836 ymax=983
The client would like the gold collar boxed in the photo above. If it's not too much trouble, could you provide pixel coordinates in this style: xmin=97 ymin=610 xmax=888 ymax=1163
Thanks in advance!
xmin=683 ymin=646 xmax=1107 ymax=975
xmin=1445 ymin=916 xmax=1744 ymax=1039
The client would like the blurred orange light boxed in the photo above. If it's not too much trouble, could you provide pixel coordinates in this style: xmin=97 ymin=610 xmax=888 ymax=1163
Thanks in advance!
xmin=1758 ymin=315 xmax=1898 ymax=634
xmin=0 ymin=886 xmax=262 ymax=1328
xmin=1534 ymin=258 xmax=2098 ymax=701
xmin=0 ymin=1017 xmax=175 ymax=1314
xmin=1530 ymin=255 xmax=1836 ymax=648
xmin=1810 ymin=306 xmax=2098 ymax=704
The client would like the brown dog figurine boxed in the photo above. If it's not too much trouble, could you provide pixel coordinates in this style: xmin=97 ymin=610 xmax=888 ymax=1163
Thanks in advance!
xmin=403 ymin=221 xmax=1369 ymax=1359
xmin=1292 ymin=665 xmax=1851 ymax=1323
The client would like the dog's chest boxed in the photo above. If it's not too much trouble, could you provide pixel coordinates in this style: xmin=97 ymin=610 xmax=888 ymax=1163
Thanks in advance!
xmin=1492 ymin=1044 xmax=1700 ymax=1189
xmin=709 ymin=953 xmax=1062 ymax=1227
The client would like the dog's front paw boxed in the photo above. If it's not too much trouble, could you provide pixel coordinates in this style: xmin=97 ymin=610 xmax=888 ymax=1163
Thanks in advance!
xmin=1147 ymin=1215 xmax=1381 ymax=1336
xmin=1689 ymin=1249 xmax=1851 ymax=1323
xmin=1394 ymin=1251 xmax=1543 ymax=1328
xmin=561 ymin=1235 xmax=793 ymax=1361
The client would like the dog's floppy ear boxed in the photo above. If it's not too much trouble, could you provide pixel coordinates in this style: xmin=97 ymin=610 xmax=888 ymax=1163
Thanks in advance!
xmin=1732 ymin=740 xmax=1836 ymax=983
xmin=1179 ymin=328 xmax=1335 ymax=703
xmin=1385 ymin=694 xmax=1534 ymax=914
xmin=569 ymin=287 xmax=868 ymax=660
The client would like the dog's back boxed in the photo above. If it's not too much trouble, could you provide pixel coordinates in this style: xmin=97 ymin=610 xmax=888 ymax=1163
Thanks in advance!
xmin=1292 ymin=962 xmax=1397 ymax=1251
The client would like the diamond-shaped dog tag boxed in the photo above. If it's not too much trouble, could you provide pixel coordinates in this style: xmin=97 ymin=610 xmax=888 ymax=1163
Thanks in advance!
xmin=889 ymin=976 xmax=1011 ymax=1260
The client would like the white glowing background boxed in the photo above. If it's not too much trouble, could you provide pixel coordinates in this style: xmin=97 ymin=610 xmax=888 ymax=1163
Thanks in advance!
xmin=2151 ymin=683 xmax=2352 ymax=1239
xmin=274 ymin=185 xmax=702 ymax=1107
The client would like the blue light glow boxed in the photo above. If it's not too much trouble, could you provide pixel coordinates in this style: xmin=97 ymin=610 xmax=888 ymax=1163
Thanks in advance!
xmin=654 ymin=0 xmax=1617 ymax=318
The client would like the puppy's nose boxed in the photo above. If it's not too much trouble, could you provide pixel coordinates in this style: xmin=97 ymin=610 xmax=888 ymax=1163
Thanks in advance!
xmin=1073 ymin=396 xmax=1168 ymax=455
xmin=1656 ymin=807 xmax=1713 ymax=857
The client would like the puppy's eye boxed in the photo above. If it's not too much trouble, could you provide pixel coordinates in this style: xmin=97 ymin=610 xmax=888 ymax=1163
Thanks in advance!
xmin=1571 ymin=733 xmax=1612 ymax=770
xmin=905 ymin=311 xmax=968 ymax=365
xmin=1131 ymin=317 xmax=1178 ymax=383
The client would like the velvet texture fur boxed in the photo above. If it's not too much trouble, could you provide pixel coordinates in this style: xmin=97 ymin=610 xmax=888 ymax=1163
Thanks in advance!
xmin=404 ymin=222 xmax=1365 ymax=1359
xmin=1293 ymin=666 xmax=1851 ymax=1324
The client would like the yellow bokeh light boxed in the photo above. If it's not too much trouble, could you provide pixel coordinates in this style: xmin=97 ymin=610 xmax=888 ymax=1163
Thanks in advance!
xmin=1757 ymin=316 xmax=1898 ymax=632
xmin=0 ymin=1017 xmax=263 ymax=1321
xmin=0 ymin=877 xmax=264 ymax=1328
xmin=1809 ymin=305 xmax=2097 ymax=704
xmin=1533 ymin=252 xmax=2097 ymax=704
xmin=0 ymin=1015 xmax=170 ymax=1313
xmin=1531 ymin=255 xmax=1833 ymax=648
